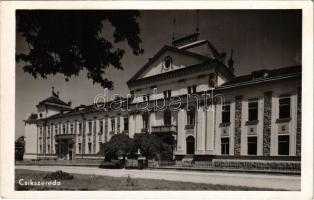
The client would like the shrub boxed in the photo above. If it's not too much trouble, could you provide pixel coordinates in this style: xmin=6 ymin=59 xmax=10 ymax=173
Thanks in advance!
xmin=44 ymin=170 xmax=74 ymax=180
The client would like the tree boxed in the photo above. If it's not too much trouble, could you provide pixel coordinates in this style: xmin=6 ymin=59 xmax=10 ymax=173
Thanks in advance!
xmin=99 ymin=134 xmax=133 ymax=161
xmin=16 ymin=10 xmax=143 ymax=89
xmin=15 ymin=136 xmax=25 ymax=161
xmin=132 ymin=133 xmax=173 ymax=161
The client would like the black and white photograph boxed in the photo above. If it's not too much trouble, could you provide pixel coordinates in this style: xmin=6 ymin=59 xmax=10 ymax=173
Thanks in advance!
xmin=0 ymin=1 xmax=313 ymax=199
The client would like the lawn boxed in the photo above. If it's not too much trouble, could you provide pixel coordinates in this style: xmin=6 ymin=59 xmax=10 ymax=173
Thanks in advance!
xmin=15 ymin=169 xmax=280 ymax=191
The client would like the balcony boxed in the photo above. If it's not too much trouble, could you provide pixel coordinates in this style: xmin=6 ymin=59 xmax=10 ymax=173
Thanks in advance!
xmin=151 ymin=125 xmax=177 ymax=134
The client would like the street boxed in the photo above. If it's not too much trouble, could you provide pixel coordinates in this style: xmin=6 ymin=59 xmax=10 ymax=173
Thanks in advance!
xmin=15 ymin=165 xmax=300 ymax=190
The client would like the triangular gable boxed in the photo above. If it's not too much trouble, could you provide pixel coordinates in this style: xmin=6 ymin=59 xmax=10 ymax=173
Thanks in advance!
xmin=128 ymin=45 xmax=210 ymax=83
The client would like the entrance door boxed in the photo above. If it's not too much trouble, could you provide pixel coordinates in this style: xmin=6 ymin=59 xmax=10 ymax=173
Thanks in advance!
xmin=69 ymin=151 xmax=72 ymax=160
xmin=186 ymin=136 xmax=195 ymax=154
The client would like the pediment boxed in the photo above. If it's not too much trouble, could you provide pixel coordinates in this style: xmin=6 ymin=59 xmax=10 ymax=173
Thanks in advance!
xmin=128 ymin=46 xmax=209 ymax=82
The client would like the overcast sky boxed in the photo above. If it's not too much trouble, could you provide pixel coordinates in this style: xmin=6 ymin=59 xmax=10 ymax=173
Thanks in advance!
xmin=16 ymin=10 xmax=301 ymax=139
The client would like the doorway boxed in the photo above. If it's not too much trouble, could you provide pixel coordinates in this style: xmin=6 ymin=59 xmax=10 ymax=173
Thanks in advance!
xmin=186 ymin=136 xmax=195 ymax=155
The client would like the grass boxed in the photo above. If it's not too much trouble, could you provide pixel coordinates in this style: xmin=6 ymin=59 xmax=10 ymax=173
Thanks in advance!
xmin=15 ymin=169 xmax=281 ymax=191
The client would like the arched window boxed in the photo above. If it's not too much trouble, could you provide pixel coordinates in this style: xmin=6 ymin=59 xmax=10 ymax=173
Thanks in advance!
xmin=187 ymin=106 xmax=196 ymax=125
xmin=164 ymin=110 xmax=171 ymax=126
xmin=186 ymin=136 xmax=195 ymax=155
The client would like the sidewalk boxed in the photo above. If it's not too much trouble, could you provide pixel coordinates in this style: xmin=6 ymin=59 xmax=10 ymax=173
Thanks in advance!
xmin=15 ymin=165 xmax=300 ymax=190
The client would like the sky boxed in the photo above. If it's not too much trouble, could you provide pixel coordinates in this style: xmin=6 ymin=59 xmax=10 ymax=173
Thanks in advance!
xmin=15 ymin=10 xmax=301 ymax=139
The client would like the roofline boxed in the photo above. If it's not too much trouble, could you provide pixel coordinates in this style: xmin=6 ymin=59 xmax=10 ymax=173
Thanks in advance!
xmin=127 ymin=45 xmax=211 ymax=84
xmin=216 ymin=73 xmax=301 ymax=91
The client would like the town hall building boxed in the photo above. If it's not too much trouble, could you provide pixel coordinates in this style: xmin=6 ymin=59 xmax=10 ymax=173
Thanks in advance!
xmin=23 ymin=32 xmax=301 ymax=165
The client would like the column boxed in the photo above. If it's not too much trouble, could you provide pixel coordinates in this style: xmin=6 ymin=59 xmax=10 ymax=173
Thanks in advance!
xmin=196 ymin=107 xmax=206 ymax=154
xmin=263 ymin=91 xmax=272 ymax=156
xmin=234 ymin=96 xmax=242 ymax=155
xmin=176 ymin=108 xmax=185 ymax=154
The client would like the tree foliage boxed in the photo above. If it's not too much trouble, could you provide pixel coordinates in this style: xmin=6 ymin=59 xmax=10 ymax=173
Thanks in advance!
xmin=133 ymin=133 xmax=173 ymax=160
xmin=15 ymin=136 xmax=25 ymax=161
xmin=99 ymin=134 xmax=133 ymax=161
xmin=16 ymin=10 xmax=143 ymax=89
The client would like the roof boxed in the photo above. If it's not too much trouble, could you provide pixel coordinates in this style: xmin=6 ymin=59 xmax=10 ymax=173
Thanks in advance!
xmin=38 ymin=96 xmax=70 ymax=106
xmin=24 ymin=113 xmax=38 ymax=123
xmin=217 ymin=65 xmax=301 ymax=90
xmin=127 ymin=60 xmax=234 ymax=88
xmin=127 ymin=45 xmax=213 ymax=84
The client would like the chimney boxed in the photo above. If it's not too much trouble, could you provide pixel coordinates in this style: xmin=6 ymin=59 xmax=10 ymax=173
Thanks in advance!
xmin=68 ymin=99 xmax=72 ymax=107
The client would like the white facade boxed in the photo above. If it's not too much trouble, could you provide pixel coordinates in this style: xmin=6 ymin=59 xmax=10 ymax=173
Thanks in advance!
xmin=24 ymin=35 xmax=301 ymax=160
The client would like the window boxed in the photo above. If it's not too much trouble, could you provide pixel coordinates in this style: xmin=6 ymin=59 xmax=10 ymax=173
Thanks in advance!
xmin=142 ymin=113 xmax=149 ymax=129
xmin=99 ymin=120 xmax=103 ymax=134
xmin=39 ymin=127 xmax=43 ymax=136
xmin=111 ymin=117 xmax=115 ymax=132
xmin=187 ymin=107 xmax=195 ymax=125
xmin=222 ymin=105 xmax=230 ymax=123
xmin=40 ymin=145 xmax=42 ymax=153
xmin=55 ymin=125 xmax=58 ymax=134
xmin=163 ymin=56 xmax=172 ymax=70
xmin=47 ymin=145 xmax=50 ymax=153
xmin=279 ymin=97 xmax=291 ymax=119
xmin=247 ymin=137 xmax=257 ymax=155
xmin=248 ymin=101 xmax=258 ymax=121
xmin=88 ymin=142 xmax=92 ymax=154
xmin=187 ymin=85 xmax=197 ymax=94
xmin=47 ymin=126 xmax=50 ymax=135
xmin=163 ymin=90 xmax=171 ymax=99
xmin=79 ymin=122 xmax=82 ymax=134
xmin=164 ymin=110 xmax=172 ymax=125
xmin=88 ymin=121 xmax=92 ymax=133
xmin=62 ymin=124 xmax=66 ymax=134
xmin=278 ymin=135 xmax=289 ymax=155
xmin=70 ymin=123 xmax=74 ymax=134
xmin=124 ymin=117 xmax=129 ymax=131
xmin=143 ymin=94 xmax=150 ymax=102
xmin=221 ymin=138 xmax=229 ymax=155
xmin=78 ymin=143 xmax=82 ymax=154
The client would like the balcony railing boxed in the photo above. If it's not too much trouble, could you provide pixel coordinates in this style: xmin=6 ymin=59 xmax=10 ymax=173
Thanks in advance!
xmin=151 ymin=125 xmax=177 ymax=133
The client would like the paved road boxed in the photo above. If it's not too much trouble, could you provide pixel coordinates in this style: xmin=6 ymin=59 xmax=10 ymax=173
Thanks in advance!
xmin=16 ymin=165 xmax=300 ymax=190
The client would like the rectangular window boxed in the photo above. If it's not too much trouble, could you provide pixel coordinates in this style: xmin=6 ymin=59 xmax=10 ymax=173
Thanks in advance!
xmin=163 ymin=90 xmax=171 ymax=99
xmin=247 ymin=136 xmax=257 ymax=155
xmin=143 ymin=94 xmax=150 ymax=102
xmin=99 ymin=120 xmax=103 ymax=134
xmin=187 ymin=85 xmax=197 ymax=94
xmin=222 ymin=105 xmax=230 ymax=123
xmin=79 ymin=122 xmax=82 ymax=134
xmin=62 ymin=124 xmax=66 ymax=134
xmin=278 ymin=135 xmax=289 ymax=155
xmin=78 ymin=143 xmax=82 ymax=154
xmin=88 ymin=143 xmax=92 ymax=154
xmin=55 ymin=125 xmax=58 ymax=134
xmin=88 ymin=121 xmax=92 ymax=133
xmin=221 ymin=138 xmax=229 ymax=155
xmin=111 ymin=117 xmax=115 ymax=132
xmin=248 ymin=101 xmax=258 ymax=121
xmin=39 ymin=145 xmax=42 ymax=153
xmin=279 ymin=97 xmax=291 ymax=119
xmin=47 ymin=145 xmax=50 ymax=153
xmin=70 ymin=123 xmax=74 ymax=134
xmin=39 ymin=127 xmax=43 ymax=136
xmin=124 ymin=117 xmax=129 ymax=131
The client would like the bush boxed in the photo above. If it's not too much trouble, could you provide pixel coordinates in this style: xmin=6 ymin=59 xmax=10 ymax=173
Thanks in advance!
xmin=99 ymin=134 xmax=133 ymax=161
xmin=44 ymin=170 xmax=74 ymax=180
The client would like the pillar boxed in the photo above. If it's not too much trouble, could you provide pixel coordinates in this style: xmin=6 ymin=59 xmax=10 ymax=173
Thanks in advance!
xmin=234 ymin=96 xmax=242 ymax=155
xmin=263 ymin=91 xmax=272 ymax=156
